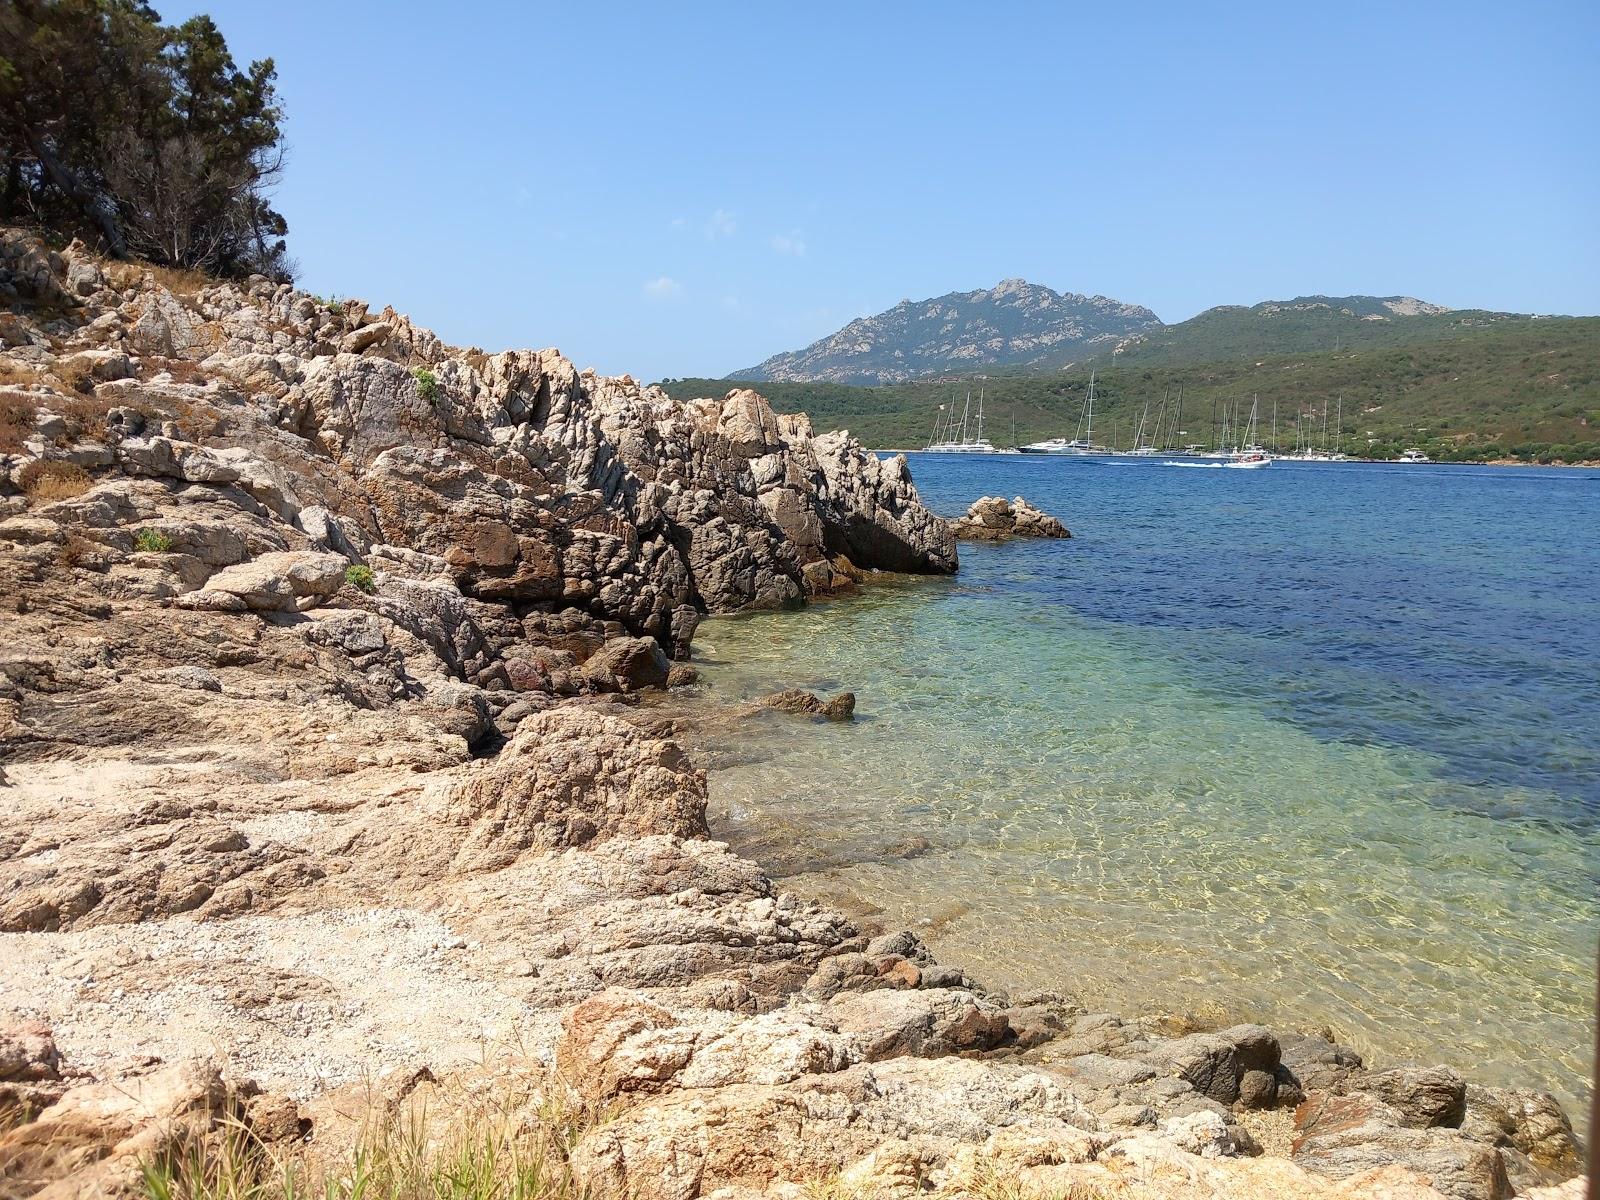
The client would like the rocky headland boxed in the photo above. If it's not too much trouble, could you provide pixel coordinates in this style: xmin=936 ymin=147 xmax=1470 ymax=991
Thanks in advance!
xmin=0 ymin=231 xmax=1586 ymax=1200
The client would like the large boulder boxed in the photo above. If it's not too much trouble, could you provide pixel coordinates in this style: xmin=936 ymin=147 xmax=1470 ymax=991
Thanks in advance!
xmin=1293 ymin=1091 xmax=1511 ymax=1200
xmin=555 ymin=989 xmax=857 ymax=1107
xmin=579 ymin=635 xmax=670 ymax=692
xmin=1136 ymin=1024 xmax=1281 ymax=1107
xmin=1362 ymin=1066 xmax=1468 ymax=1128
xmin=811 ymin=433 xmax=959 ymax=574
xmin=179 ymin=550 xmax=349 ymax=611
xmin=825 ymin=986 xmax=1010 ymax=1061
xmin=446 ymin=708 xmax=707 ymax=868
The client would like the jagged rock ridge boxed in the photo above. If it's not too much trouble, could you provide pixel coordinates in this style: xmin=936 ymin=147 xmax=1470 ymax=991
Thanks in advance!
xmin=735 ymin=279 xmax=1163 ymax=385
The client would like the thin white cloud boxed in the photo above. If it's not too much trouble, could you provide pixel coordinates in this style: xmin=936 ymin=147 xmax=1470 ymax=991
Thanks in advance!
xmin=721 ymin=294 xmax=743 ymax=311
xmin=642 ymin=276 xmax=683 ymax=300
xmin=705 ymin=208 xmax=737 ymax=240
xmin=670 ymin=216 xmax=687 ymax=229
xmin=770 ymin=230 xmax=807 ymax=257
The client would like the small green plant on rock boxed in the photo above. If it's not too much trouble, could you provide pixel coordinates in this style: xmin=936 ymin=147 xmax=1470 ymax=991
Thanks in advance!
xmin=133 ymin=528 xmax=174 ymax=553
xmin=412 ymin=367 xmax=439 ymax=404
xmin=344 ymin=563 xmax=376 ymax=594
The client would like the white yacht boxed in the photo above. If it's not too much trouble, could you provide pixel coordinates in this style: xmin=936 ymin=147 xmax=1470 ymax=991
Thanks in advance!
xmin=1397 ymin=448 xmax=1433 ymax=463
xmin=1020 ymin=372 xmax=1109 ymax=455
xmin=1019 ymin=436 xmax=1100 ymax=455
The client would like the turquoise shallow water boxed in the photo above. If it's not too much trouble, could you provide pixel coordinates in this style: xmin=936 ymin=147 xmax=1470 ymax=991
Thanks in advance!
xmin=689 ymin=457 xmax=1599 ymax=1119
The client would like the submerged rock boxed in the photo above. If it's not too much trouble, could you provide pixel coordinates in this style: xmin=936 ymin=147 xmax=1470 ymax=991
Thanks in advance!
xmin=754 ymin=687 xmax=857 ymax=721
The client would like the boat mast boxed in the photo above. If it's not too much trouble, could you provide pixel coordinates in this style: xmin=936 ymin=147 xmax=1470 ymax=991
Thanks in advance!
xmin=1336 ymin=392 xmax=1344 ymax=456
xmin=1272 ymin=396 xmax=1278 ymax=453
xmin=1086 ymin=372 xmax=1095 ymax=448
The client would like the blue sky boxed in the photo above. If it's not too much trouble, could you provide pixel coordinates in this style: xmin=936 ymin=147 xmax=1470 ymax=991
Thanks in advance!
xmin=166 ymin=1 xmax=1598 ymax=381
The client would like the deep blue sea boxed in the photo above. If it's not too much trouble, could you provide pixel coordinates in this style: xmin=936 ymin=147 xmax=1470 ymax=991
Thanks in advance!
xmin=691 ymin=456 xmax=1600 ymax=1116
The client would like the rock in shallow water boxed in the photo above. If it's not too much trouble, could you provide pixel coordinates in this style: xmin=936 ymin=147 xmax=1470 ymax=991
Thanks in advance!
xmin=754 ymin=687 xmax=856 ymax=721
xmin=951 ymin=494 xmax=1070 ymax=540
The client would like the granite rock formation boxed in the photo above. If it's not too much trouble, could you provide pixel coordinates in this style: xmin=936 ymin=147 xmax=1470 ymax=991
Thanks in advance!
xmin=952 ymin=494 xmax=1071 ymax=540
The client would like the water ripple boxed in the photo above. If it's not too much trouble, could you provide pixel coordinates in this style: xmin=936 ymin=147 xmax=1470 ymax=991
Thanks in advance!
xmin=690 ymin=458 xmax=1600 ymax=1119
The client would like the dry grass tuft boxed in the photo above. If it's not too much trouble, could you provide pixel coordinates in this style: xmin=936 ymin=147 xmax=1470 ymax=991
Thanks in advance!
xmin=140 ymin=356 xmax=211 ymax=386
xmin=1 ymin=393 xmax=38 ymax=454
xmin=0 ymin=361 xmax=40 ymax=388
xmin=57 ymin=534 xmax=100 ymax=569
xmin=148 ymin=264 xmax=214 ymax=299
xmin=50 ymin=357 xmax=98 ymax=395
xmin=103 ymin=261 xmax=213 ymax=299
xmin=57 ymin=394 xmax=124 ymax=442
xmin=19 ymin=459 xmax=91 ymax=501
xmin=141 ymin=1070 xmax=599 ymax=1200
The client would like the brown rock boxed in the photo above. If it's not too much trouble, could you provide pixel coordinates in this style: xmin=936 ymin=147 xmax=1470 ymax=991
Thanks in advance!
xmin=1294 ymin=1091 xmax=1511 ymax=1200
xmin=446 ymin=708 xmax=707 ymax=868
xmin=0 ymin=1017 xmax=60 ymax=1082
xmin=0 ymin=1062 xmax=227 ymax=1199
xmin=827 ymin=987 xmax=1010 ymax=1060
xmin=1362 ymin=1066 xmax=1468 ymax=1128
xmin=555 ymin=989 xmax=683 ymax=1106
xmin=579 ymin=636 xmax=670 ymax=692
xmin=755 ymin=688 xmax=856 ymax=721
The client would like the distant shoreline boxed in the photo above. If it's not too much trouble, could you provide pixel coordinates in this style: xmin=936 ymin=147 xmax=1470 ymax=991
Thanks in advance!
xmin=875 ymin=450 xmax=1600 ymax=467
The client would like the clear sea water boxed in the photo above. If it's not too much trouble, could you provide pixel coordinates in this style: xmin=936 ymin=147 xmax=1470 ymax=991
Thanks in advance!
xmin=688 ymin=455 xmax=1600 ymax=1120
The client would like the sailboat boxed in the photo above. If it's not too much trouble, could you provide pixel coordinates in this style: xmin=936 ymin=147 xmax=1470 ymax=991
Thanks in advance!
xmin=1020 ymin=372 xmax=1108 ymax=455
xmin=1223 ymin=395 xmax=1272 ymax=467
xmin=924 ymin=388 xmax=1012 ymax=453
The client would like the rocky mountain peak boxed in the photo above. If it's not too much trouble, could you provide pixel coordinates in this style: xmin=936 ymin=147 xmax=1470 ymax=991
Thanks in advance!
xmin=733 ymin=280 xmax=1164 ymax=386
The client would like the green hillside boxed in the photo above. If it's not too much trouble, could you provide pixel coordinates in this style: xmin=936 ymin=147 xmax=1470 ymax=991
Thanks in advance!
xmin=1097 ymin=298 xmax=1546 ymax=369
xmin=661 ymin=317 xmax=1600 ymax=463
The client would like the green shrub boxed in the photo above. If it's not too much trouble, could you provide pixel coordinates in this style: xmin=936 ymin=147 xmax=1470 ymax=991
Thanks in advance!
xmin=133 ymin=528 xmax=174 ymax=553
xmin=344 ymin=563 xmax=375 ymax=594
xmin=412 ymin=367 xmax=439 ymax=404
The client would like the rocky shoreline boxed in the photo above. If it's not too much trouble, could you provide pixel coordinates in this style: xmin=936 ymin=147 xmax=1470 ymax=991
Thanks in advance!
xmin=0 ymin=230 xmax=1586 ymax=1199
